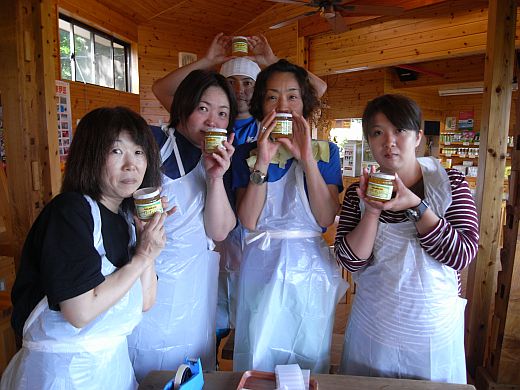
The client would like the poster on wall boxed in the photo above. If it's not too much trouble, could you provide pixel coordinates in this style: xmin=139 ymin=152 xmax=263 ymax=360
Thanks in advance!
xmin=55 ymin=80 xmax=72 ymax=169
xmin=458 ymin=110 xmax=474 ymax=130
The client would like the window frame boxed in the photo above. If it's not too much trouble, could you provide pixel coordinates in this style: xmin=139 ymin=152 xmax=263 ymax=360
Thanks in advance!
xmin=58 ymin=14 xmax=131 ymax=92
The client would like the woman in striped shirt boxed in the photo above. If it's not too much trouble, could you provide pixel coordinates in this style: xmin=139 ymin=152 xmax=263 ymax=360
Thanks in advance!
xmin=334 ymin=94 xmax=479 ymax=384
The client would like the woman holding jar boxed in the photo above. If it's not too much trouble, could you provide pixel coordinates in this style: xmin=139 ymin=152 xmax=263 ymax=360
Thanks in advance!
xmin=335 ymin=94 xmax=479 ymax=383
xmin=2 ymin=107 xmax=167 ymax=390
xmin=231 ymin=59 xmax=347 ymax=373
xmin=128 ymin=69 xmax=237 ymax=380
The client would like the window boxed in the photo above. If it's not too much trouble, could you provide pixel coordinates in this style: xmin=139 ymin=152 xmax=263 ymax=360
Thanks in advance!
xmin=59 ymin=15 xmax=131 ymax=92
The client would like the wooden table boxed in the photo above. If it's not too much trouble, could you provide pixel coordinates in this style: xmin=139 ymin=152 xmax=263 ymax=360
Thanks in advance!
xmin=139 ymin=370 xmax=476 ymax=390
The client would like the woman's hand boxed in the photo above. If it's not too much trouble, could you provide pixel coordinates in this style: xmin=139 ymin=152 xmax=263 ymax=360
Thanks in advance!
xmin=256 ymin=110 xmax=281 ymax=170
xmin=203 ymin=133 xmax=235 ymax=180
xmin=160 ymin=195 xmax=177 ymax=217
xmin=357 ymin=170 xmax=421 ymax=214
xmin=277 ymin=111 xmax=313 ymax=164
xmin=379 ymin=173 xmax=422 ymax=212
xmin=134 ymin=211 xmax=167 ymax=263
xmin=355 ymin=167 xmax=383 ymax=217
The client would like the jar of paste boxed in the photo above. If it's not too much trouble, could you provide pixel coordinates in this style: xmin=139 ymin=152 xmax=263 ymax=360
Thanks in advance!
xmin=134 ymin=187 xmax=163 ymax=220
xmin=366 ymin=172 xmax=395 ymax=202
xmin=205 ymin=128 xmax=227 ymax=153
xmin=271 ymin=113 xmax=293 ymax=139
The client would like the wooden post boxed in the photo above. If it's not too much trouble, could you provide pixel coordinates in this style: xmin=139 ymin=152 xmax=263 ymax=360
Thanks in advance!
xmin=0 ymin=0 xmax=61 ymax=266
xmin=475 ymin=55 xmax=520 ymax=390
xmin=466 ymin=0 xmax=516 ymax=379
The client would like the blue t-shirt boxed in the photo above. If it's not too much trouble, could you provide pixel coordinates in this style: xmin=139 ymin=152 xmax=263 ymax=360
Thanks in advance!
xmin=151 ymin=125 xmax=201 ymax=181
xmin=231 ymin=141 xmax=343 ymax=230
xmin=231 ymin=141 xmax=344 ymax=192
xmin=233 ymin=116 xmax=258 ymax=146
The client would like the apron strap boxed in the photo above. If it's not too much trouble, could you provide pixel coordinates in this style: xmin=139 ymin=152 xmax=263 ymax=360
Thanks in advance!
xmin=245 ymin=229 xmax=321 ymax=250
xmin=160 ymin=127 xmax=186 ymax=176
xmin=23 ymin=334 xmax=126 ymax=353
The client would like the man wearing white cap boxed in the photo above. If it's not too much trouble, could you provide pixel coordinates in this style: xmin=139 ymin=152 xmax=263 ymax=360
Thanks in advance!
xmin=152 ymin=33 xmax=327 ymax=145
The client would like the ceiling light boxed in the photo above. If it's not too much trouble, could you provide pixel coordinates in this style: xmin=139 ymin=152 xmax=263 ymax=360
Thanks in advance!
xmin=438 ymin=82 xmax=518 ymax=96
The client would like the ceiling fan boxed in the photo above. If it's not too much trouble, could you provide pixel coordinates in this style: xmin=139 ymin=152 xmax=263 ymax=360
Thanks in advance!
xmin=268 ymin=0 xmax=404 ymax=33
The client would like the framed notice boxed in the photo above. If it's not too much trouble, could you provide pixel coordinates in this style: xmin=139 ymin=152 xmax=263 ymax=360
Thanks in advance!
xmin=55 ymin=80 xmax=72 ymax=167
xmin=445 ymin=116 xmax=456 ymax=131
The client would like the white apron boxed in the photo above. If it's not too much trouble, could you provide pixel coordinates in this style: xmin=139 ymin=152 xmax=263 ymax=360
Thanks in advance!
xmin=215 ymin=121 xmax=260 ymax=331
xmin=233 ymin=162 xmax=348 ymax=373
xmin=0 ymin=196 xmax=142 ymax=390
xmin=215 ymin=224 xmax=243 ymax=331
xmin=128 ymin=128 xmax=219 ymax=381
xmin=340 ymin=157 xmax=467 ymax=384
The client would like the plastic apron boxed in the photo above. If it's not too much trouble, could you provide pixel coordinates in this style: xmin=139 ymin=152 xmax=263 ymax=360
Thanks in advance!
xmin=128 ymin=128 xmax=219 ymax=381
xmin=215 ymin=119 xmax=260 ymax=331
xmin=0 ymin=196 xmax=142 ymax=390
xmin=215 ymin=224 xmax=243 ymax=331
xmin=340 ymin=157 xmax=467 ymax=384
xmin=233 ymin=162 xmax=348 ymax=373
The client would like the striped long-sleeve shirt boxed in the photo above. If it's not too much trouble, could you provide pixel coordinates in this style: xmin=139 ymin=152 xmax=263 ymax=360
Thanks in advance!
xmin=334 ymin=169 xmax=479 ymax=280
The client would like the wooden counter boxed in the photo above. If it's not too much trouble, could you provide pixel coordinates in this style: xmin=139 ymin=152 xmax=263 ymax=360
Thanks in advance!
xmin=139 ymin=370 xmax=476 ymax=390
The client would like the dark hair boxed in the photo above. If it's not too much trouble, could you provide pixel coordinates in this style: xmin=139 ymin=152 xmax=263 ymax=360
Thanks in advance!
xmin=169 ymin=69 xmax=237 ymax=134
xmin=249 ymin=59 xmax=319 ymax=120
xmin=62 ymin=106 xmax=161 ymax=202
xmin=362 ymin=94 xmax=422 ymax=139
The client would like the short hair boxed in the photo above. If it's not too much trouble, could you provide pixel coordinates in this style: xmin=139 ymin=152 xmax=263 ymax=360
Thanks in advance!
xmin=62 ymin=107 xmax=161 ymax=203
xmin=249 ymin=59 xmax=319 ymax=120
xmin=362 ymin=94 xmax=422 ymax=139
xmin=169 ymin=69 xmax=237 ymax=134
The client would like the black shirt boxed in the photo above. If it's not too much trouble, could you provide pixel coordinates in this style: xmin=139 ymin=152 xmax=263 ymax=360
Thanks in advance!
xmin=11 ymin=192 xmax=131 ymax=336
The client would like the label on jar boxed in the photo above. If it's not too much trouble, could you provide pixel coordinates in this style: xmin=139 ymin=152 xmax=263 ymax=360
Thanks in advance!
xmin=205 ymin=134 xmax=227 ymax=152
xmin=134 ymin=187 xmax=163 ymax=220
xmin=366 ymin=174 xmax=394 ymax=201
xmin=135 ymin=199 xmax=163 ymax=220
xmin=232 ymin=37 xmax=248 ymax=54
xmin=272 ymin=119 xmax=292 ymax=137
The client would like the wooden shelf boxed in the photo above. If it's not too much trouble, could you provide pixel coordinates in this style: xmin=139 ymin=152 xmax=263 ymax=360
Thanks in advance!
xmin=439 ymin=154 xmax=478 ymax=159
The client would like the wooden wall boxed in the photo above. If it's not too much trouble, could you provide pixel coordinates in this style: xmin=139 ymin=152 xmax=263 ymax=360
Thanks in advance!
xmin=137 ymin=3 xmax=301 ymax=127
xmin=54 ymin=0 xmax=140 ymax=133
xmin=137 ymin=21 xmax=210 ymax=127
xmin=308 ymin=1 xmax=491 ymax=76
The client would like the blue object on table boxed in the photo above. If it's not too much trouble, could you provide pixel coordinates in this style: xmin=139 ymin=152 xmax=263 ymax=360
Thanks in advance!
xmin=163 ymin=358 xmax=204 ymax=390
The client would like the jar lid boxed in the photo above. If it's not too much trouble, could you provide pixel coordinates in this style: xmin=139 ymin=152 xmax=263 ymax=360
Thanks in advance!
xmin=370 ymin=172 xmax=395 ymax=180
xmin=233 ymin=36 xmax=247 ymax=41
xmin=275 ymin=112 xmax=292 ymax=119
xmin=206 ymin=127 xmax=227 ymax=134
xmin=133 ymin=187 xmax=160 ymax=200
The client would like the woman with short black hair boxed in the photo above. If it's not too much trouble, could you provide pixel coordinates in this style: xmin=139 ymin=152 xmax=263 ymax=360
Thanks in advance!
xmin=335 ymin=94 xmax=479 ymax=383
xmin=128 ymin=69 xmax=238 ymax=380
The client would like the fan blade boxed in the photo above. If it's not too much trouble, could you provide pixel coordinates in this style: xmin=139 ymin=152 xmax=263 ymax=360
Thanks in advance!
xmin=267 ymin=0 xmax=313 ymax=6
xmin=326 ymin=13 xmax=348 ymax=33
xmin=269 ymin=11 xmax=318 ymax=29
xmin=336 ymin=4 xmax=404 ymax=16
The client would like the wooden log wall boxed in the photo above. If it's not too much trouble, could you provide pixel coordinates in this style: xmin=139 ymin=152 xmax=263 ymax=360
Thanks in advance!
xmin=0 ymin=0 xmax=61 ymax=263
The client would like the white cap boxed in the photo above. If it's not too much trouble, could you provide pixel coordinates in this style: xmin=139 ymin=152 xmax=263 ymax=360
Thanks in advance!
xmin=220 ymin=58 xmax=261 ymax=81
